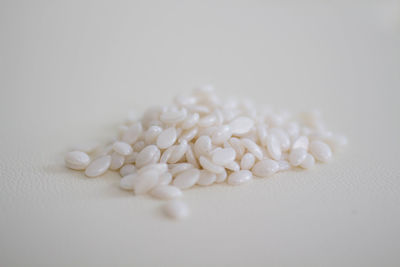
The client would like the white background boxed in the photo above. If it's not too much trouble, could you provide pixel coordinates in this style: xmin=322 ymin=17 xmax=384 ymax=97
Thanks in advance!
xmin=1 ymin=1 xmax=400 ymax=266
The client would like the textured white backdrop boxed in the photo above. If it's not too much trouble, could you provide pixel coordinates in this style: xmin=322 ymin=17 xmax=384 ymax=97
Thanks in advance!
xmin=1 ymin=1 xmax=400 ymax=266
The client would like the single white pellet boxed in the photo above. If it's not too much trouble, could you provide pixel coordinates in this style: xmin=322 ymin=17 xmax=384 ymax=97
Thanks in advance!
xmin=119 ymin=173 xmax=138 ymax=190
xmin=199 ymin=156 xmax=225 ymax=174
xmin=150 ymin=185 xmax=182 ymax=200
xmin=122 ymin=123 xmax=142 ymax=144
xmin=179 ymin=127 xmax=198 ymax=142
xmin=170 ymin=163 xmax=194 ymax=176
xmin=132 ymin=141 xmax=145 ymax=152
xmin=112 ymin=141 xmax=133 ymax=156
xmin=144 ymin=126 xmax=163 ymax=144
xmin=252 ymin=159 xmax=279 ymax=177
xmin=163 ymin=200 xmax=189 ymax=220
xmin=197 ymin=170 xmax=217 ymax=186
xmin=181 ymin=113 xmax=200 ymax=129
xmin=292 ymin=136 xmax=309 ymax=150
xmin=256 ymin=124 xmax=268 ymax=147
xmin=173 ymin=168 xmax=200 ymax=189
xmin=270 ymin=128 xmax=291 ymax=151
xmin=135 ymin=145 xmax=161 ymax=168
xmin=65 ymin=151 xmax=90 ymax=170
xmin=229 ymin=137 xmax=245 ymax=160
xmin=300 ymin=154 xmax=315 ymax=169
xmin=310 ymin=140 xmax=332 ymax=162
xmin=224 ymin=161 xmax=240 ymax=172
xmin=241 ymin=138 xmax=263 ymax=160
xmin=211 ymin=125 xmax=232 ymax=145
xmin=119 ymin=164 xmax=136 ymax=177
xmin=229 ymin=116 xmax=255 ymax=135
xmin=110 ymin=152 xmax=125 ymax=170
xmin=278 ymin=160 xmax=291 ymax=171
xmin=266 ymin=134 xmax=282 ymax=160
xmin=160 ymin=108 xmax=187 ymax=124
xmin=158 ymin=172 xmax=173 ymax=185
xmin=185 ymin=144 xmax=199 ymax=168
xmin=85 ymin=155 xmax=111 ymax=177
xmin=160 ymin=146 xmax=175 ymax=163
xmin=168 ymin=142 xmax=188 ymax=164
xmin=289 ymin=148 xmax=307 ymax=166
xmin=216 ymin=169 xmax=227 ymax=183
xmin=240 ymin=153 xmax=256 ymax=170
xmin=198 ymin=114 xmax=217 ymax=127
xmin=194 ymin=136 xmax=212 ymax=157
xmin=137 ymin=163 xmax=168 ymax=175
xmin=132 ymin=170 xmax=159 ymax=194
xmin=211 ymin=147 xmax=236 ymax=165
xmin=228 ymin=170 xmax=253 ymax=185
xmin=157 ymin=127 xmax=177 ymax=149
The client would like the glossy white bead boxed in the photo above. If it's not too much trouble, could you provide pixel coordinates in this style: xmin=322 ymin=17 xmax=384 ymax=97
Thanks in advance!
xmin=85 ymin=155 xmax=111 ymax=177
xmin=240 ymin=153 xmax=255 ymax=170
xmin=163 ymin=200 xmax=189 ymax=220
xmin=229 ymin=137 xmax=245 ymax=159
xmin=224 ymin=161 xmax=240 ymax=172
xmin=170 ymin=163 xmax=194 ymax=176
xmin=211 ymin=147 xmax=236 ymax=165
xmin=160 ymin=146 xmax=174 ymax=163
xmin=110 ymin=152 xmax=125 ymax=170
xmin=194 ymin=136 xmax=212 ymax=157
xmin=266 ymin=134 xmax=282 ymax=160
xmin=119 ymin=164 xmax=136 ymax=177
xmin=211 ymin=125 xmax=232 ymax=145
xmin=119 ymin=173 xmax=138 ymax=190
xmin=181 ymin=113 xmax=200 ymax=129
xmin=132 ymin=170 xmax=159 ymax=194
xmin=157 ymin=127 xmax=177 ymax=149
xmin=112 ymin=141 xmax=132 ymax=156
xmin=137 ymin=163 xmax=168 ymax=175
xmin=198 ymin=114 xmax=217 ymax=127
xmin=168 ymin=142 xmax=188 ymax=164
xmin=278 ymin=160 xmax=291 ymax=171
xmin=199 ymin=156 xmax=225 ymax=174
xmin=173 ymin=168 xmax=200 ymax=189
xmin=179 ymin=127 xmax=198 ymax=142
xmin=310 ymin=140 xmax=332 ymax=162
xmin=241 ymin=138 xmax=263 ymax=160
xmin=197 ymin=170 xmax=217 ymax=186
xmin=150 ymin=185 xmax=182 ymax=200
xmin=135 ymin=145 xmax=161 ymax=168
xmin=289 ymin=148 xmax=307 ymax=166
xmin=158 ymin=172 xmax=173 ymax=185
xmin=229 ymin=116 xmax=254 ymax=135
xmin=132 ymin=141 xmax=145 ymax=152
xmin=215 ymin=169 xmax=227 ymax=183
xmin=144 ymin=126 xmax=163 ymax=144
xmin=292 ymin=136 xmax=309 ymax=150
xmin=300 ymin=154 xmax=315 ymax=169
xmin=252 ymin=159 xmax=279 ymax=177
xmin=228 ymin=170 xmax=252 ymax=185
xmin=65 ymin=151 xmax=90 ymax=170
xmin=185 ymin=144 xmax=199 ymax=168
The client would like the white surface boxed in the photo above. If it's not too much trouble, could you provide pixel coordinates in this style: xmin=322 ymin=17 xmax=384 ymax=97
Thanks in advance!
xmin=1 ymin=1 xmax=400 ymax=266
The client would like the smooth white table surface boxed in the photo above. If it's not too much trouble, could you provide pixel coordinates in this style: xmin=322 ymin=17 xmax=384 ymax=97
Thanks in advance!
xmin=1 ymin=1 xmax=400 ymax=266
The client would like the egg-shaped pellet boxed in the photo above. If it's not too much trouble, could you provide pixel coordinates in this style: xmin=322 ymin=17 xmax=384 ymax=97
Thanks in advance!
xmin=292 ymin=136 xmax=309 ymax=150
xmin=224 ymin=161 xmax=240 ymax=172
xmin=157 ymin=127 xmax=177 ymax=149
xmin=228 ymin=170 xmax=253 ymax=185
xmin=198 ymin=114 xmax=217 ymax=128
xmin=229 ymin=116 xmax=254 ymax=135
xmin=197 ymin=170 xmax=217 ymax=186
xmin=135 ymin=145 xmax=161 ymax=168
xmin=211 ymin=125 xmax=232 ymax=145
xmin=158 ymin=172 xmax=173 ymax=185
xmin=110 ymin=152 xmax=125 ymax=170
xmin=119 ymin=164 xmax=136 ymax=177
xmin=194 ymin=136 xmax=212 ymax=157
xmin=309 ymin=140 xmax=332 ymax=162
xmin=168 ymin=141 xmax=188 ymax=164
xmin=163 ymin=200 xmax=189 ymax=220
xmin=132 ymin=170 xmax=159 ymax=194
xmin=199 ymin=156 xmax=225 ymax=174
xmin=160 ymin=109 xmax=187 ymax=124
xmin=240 ymin=153 xmax=255 ymax=170
xmin=211 ymin=147 xmax=236 ymax=166
xmin=112 ymin=141 xmax=133 ymax=156
xmin=215 ymin=169 xmax=227 ymax=183
xmin=252 ymin=159 xmax=279 ymax=177
xmin=85 ymin=155 xmax=111 ymax=177
xmin=173 ymin=169 xmax=200 ymax=189
xmin=241 ymin=138 xmax=263 ymax=160
xmin=169 ymin=163 xmax=194 ymax=176
xmin=266 ymin=134 xmax=282 ymax=160
xmin=65 ymin=151 xmax=91 ymax=170
xmin=122 ymin=123 xmax=142 ymax=144
xmin=150 ymin=185 xmax=183 ymax=200
xmin=144 ymin=126 xmax=163 ymax=144
xmin=270 ymin=128 xmax=291 ymax=151
xmin=289 ymin=148 xmax=307 ymax=166
xmin=119 ymin=173 xmax=139 ymax=190
xmin=300 ymin=154 xmax=315 ymax=169
xmin=181 ymin=113 xmax=200 ymax=129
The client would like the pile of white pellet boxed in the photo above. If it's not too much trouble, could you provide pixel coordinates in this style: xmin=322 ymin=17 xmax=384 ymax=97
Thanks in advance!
xmin=65 ymin=86 xmax=347 ymax=220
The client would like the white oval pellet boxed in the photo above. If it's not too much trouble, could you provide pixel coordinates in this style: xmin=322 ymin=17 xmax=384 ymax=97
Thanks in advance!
xmin=135 ymin=145 xmax=161 ymax=168
xmin=211 ymin=125 xmax=232 ymax=145
xmin=229 ymin=116 xmax=254 ymax=135
xmin=181 ymin=113 xmax=200 ymax=129
xmin=194 ymin=136 xmax=212 ymax=157
xmin=157 ymin=127 xmax=177 ymax=149
xmin=163 ymin=200 xmax=189 ymax=220
xmin=65 ymin=151 xmax=90 ymax=170
xmin=197 ymin=170 xmax=217 ymax=186
xmin=229 ymin=137 xmax=245 ymax=160
xmin=278 ymin=160 xmax=291 ymax=171
xmin=300 ymin=154 xmax=315 ymax=169
xmin=179 ymin=127 xmax=198 ymax=143
xmin=119 ymin=173 xmax=139 ymax=190
xmin=266 ymin=134 xmax=282 ymax=160
xmin=132 ymin=141 xmax=145 ymax=152
xmin=85 ymin=155 xmax=111 ymax=177
xmin=289 ymin=148 xmax=307 ymax=166
xmin=241 ymin=138 xmax=263 ymax=160
xmin=160 ymin=146 xmax=174 ymax=163
xmin=216 ymin=169 xmax=227 ymax=183
xmin=137 ymin=163 xmax=168 ymax=175
xmin=160 ymin=108 xmax=187 ymax=124
xmin=224 ymin=161 xmax=240 ymax=172
xmin=144 ymin=126 xmax=163 ymax=144
xmin=110 ymin=152 xmax=125 ymax=170
xmin=150 ymin=185 xmax=182 ymax=200
xmin=132 ymin=170 xmax=159 ymax=194
xmin=112 ymin=141 xmax=132 ymax=156
xmin=252 ymin=159 xmax=279 ymax=177
xmin=198 ymin=114 xmax=217 ymax=127
xmin=292 ymin=136 xmax=309 ymax=150
xmin=158 ymin=172 xmax=173 ymax=185
xmin=256 ymin=124 xmax=268 ymax=147
xmin=170 ymin=163 xmax=194 ymax=176
xmin=168 ymin=142 xmax=188 ymax=164
xmin=119 ymin=164 xmax=136 ymax=177
xmin=240 ymin=153 xmax=255 ymax=170
xmin=185 ymin=144 xmax=199 ymax=168
xmin=228 ymin=170 xmax=252 ymax=185
xmin=310 ymin=140 xmax=332 ymax=162
xmin=122 ymin=123 xmax=142 ymax=144
xmin=211 ymin=147 xmax=236 ymax=165
xmin=173 ymin=168 xmax=200 ymax=189
xmin=199 ymin=156 xmax=225 ymax=174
